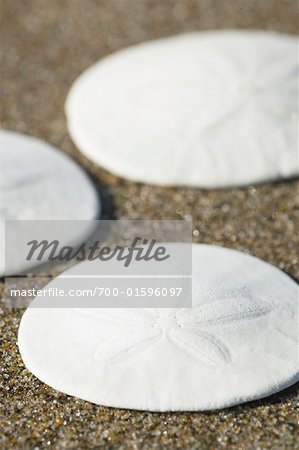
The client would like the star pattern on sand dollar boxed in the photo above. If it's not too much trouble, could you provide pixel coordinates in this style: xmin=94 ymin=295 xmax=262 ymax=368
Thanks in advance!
xmin=76 ymin=297 xmax=271 ymax=368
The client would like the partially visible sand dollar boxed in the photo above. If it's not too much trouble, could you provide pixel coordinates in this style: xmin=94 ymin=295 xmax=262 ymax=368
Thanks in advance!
xmin=66 ymin=30 xmax=299 ymax=187
xmin=18 ymin=244 xmax=298 ymax=411
xmin=0 ymin=130 xmax=101 ymax=276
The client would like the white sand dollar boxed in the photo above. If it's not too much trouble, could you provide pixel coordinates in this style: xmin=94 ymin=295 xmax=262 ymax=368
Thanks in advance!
xmin=66 ymin=31 xmax=299 ymax=187
xmin=18 ymin=244 xmax=298 ymax=411
xmin=0 ymin=130 xmax=101 ymax=276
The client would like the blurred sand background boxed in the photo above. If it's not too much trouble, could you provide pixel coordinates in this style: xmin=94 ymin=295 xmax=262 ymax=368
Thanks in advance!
xmin=1 ymin=0 xmax=298 ymax=448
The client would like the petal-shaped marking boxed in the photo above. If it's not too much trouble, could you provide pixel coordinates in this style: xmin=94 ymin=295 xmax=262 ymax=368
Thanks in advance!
xmin=168 ymin=327 xmax=231 ymax=367
xmin=94 ymin=328 xmax=162 ymax=365
xmin=177 ymin=297 xmax=272 ymax=328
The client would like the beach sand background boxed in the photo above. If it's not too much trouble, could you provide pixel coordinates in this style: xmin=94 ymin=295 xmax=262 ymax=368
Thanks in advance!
xmin=1 ymin=0 xmax=298 ymax=448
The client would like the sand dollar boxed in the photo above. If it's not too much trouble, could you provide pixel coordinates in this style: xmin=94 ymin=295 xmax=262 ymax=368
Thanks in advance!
xmin=18 ymin=244 xmax=298 ymax=411
xmin=0 ymin=130 xmax=101 ymax=275
xmin=66 ymin=31 xmax=298 ymax=187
